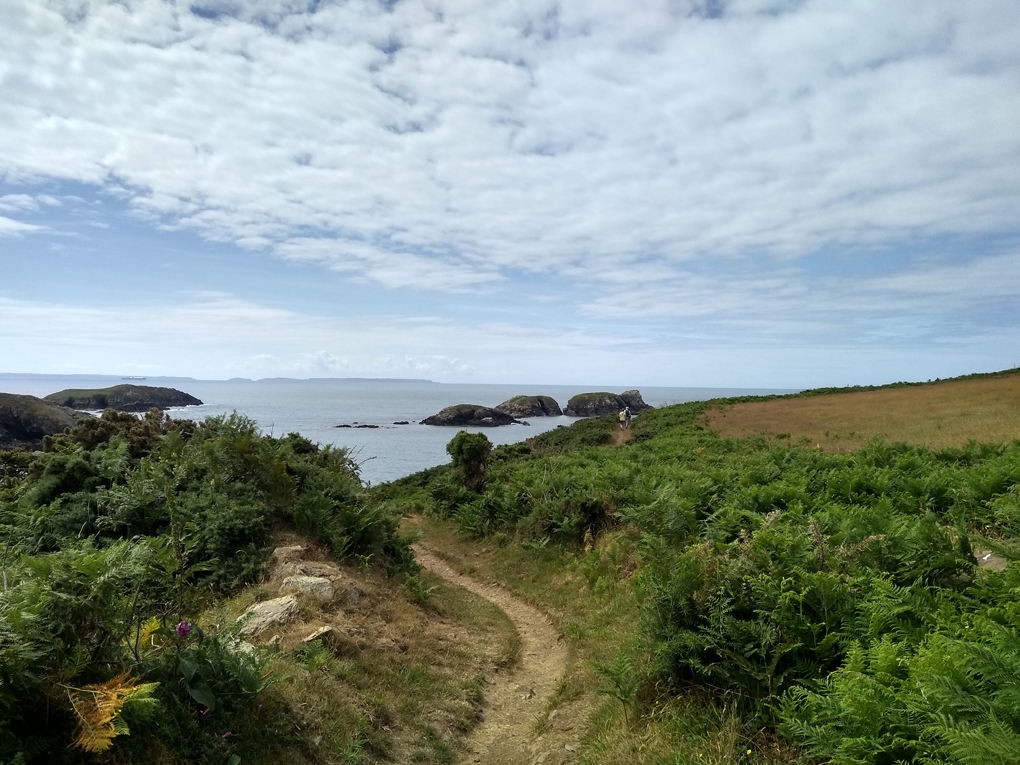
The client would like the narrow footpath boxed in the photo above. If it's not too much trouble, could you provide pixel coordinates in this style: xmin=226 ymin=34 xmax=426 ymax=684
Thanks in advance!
xmin=413 ymin=545 xmax=574 ymax=765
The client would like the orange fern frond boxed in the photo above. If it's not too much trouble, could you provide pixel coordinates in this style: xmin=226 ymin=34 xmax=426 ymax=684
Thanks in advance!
xmin=65 ymin=672 xmax=159 ymax=753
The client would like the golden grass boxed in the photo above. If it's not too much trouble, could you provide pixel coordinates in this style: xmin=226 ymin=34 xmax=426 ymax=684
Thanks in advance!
xmin=196 ymin=539 xmax=517 ymax=765
xmin=704 ymin=373 xmax=1020 ymax=451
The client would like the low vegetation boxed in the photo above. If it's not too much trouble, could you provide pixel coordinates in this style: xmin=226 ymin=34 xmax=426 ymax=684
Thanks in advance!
xmin=3 ymin=369 xmax=1018 ymax=765
xmin=0 ymin=409 xmax=513 ymax=764
xmin=378 ymin=371 xmax=1020 ymax=765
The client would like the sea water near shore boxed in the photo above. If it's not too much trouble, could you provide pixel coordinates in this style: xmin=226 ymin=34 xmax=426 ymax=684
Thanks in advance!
xmin=1 ymin=374 xmax=796 ymax=484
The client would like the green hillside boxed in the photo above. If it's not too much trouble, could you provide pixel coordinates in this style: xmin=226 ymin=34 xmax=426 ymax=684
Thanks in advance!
xmin=376 ymin=371 xmax=1020 ymax=765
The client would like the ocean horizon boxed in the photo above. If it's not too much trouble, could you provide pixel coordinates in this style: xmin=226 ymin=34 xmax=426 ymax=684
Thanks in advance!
xmin=1 ymin=374 xmax=798 ymax=484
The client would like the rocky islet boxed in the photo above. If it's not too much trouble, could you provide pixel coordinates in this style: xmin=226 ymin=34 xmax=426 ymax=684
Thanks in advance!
xmin=421 ymin=390 xmax=652 ymax=426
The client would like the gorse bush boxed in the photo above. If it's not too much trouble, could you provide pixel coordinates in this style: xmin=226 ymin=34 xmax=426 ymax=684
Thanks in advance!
xmin=0 ymin=411 xmax=415 ymax=763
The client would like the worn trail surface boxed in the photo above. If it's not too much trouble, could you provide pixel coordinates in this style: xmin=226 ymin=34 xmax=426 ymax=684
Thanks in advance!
xmin=413 ymin=545 xmax=574 ymax=764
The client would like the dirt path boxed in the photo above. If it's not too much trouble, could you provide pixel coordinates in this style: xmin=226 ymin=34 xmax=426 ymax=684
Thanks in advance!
xmin=609 ymin=426 xmax=633 ymax=446
xmin=413 ymin=545 xmax=574 ymax=764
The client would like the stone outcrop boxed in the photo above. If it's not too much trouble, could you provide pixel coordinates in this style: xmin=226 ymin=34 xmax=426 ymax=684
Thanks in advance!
xmin=619 ymin=390 xmax=653 ymax=412
xmin=0 ymin=392 xmax=90 ymax=449
xmin=281 ymin=575 xmax=335 ymax=602
xmin=495 ymin=395 xmax=562 ymax=418
xmin=45 ymin=384 xmax=202 ymax=412
xmin=563 ymin=390 xmax=654 ymax=417
xmin=420 ymin=404 xmax=522 ymax=427
xmin=237 ymin=594 xmax=300 ymax=637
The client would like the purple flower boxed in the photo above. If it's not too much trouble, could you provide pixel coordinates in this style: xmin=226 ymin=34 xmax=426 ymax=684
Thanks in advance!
xmin=222 ymin=732 xmax=233 ymax=738
xmin=176 ymin=620 xmax=192 ymax=639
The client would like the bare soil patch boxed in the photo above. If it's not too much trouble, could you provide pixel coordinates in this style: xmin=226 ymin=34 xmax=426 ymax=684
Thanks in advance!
xmin=609 ymin=427 xmax=633 ymax=446
xmin=705 ymin=373 xmax=1020 ymax=451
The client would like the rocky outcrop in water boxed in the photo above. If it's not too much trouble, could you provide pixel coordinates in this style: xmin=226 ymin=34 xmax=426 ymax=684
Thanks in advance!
xmin=495 ymin=395 xmax=562 ymax=418
xmin=421 ymin=404 xmax=522 ymax=427
xmin=0 ymin=392 xmax=91 ymax=450
xmin=564 ymin=390 xmax=654 ymax=417
xmin=45 ymin=384 xmax=202 ymax=412
xmin=619 ymin=390 xmax=653 ymax=412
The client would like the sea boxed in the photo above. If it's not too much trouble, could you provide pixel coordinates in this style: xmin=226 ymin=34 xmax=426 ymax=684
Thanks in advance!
xmin=2 ymin=374 xmax=797 ymax=485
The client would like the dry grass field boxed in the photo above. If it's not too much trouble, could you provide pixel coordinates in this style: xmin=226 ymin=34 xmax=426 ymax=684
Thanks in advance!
xmin=704 ymin=371 xmax=1020 ymax=451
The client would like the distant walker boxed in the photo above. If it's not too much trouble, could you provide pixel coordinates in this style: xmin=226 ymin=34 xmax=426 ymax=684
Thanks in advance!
xmin=619 ymin=406 xmax=632 ymax=430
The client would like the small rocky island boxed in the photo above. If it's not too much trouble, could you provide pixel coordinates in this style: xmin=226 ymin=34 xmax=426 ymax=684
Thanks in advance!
xmin=564 ymin=390 xmax=653 ymax=417
xmin=420 ymin=404 xmax=523 ymax=427
xmin=45 ymin=384 xmax=203 ymax=412
xmin=0 ymin=392 xmax=90 ymax=450
xmin=494 ymin=395 xmax=562 ymax=418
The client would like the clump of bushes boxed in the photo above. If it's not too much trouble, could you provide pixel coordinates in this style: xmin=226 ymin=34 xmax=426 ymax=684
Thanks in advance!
xmin=0 ymin=411 xmax=415 ymax=763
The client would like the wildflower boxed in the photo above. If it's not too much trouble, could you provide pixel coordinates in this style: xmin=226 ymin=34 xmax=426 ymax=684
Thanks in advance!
xmin=176 ymin=620 xmax=192 ymax=639
xmin=222 ymin=732 xmax=233 ymax=738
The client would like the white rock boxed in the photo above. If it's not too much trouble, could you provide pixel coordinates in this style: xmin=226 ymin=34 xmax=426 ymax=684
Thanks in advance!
xmin=282 ymin=575 xmax=335 ymax=601
xmin=237 ymin=594 xmax=300 ymax=637
xmin=302 ymin=626 xmax=335 ymax=643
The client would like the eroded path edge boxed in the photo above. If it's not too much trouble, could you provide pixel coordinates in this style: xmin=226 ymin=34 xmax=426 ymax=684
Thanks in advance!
xmin=413 ymin=544 xmax=571 ymax=764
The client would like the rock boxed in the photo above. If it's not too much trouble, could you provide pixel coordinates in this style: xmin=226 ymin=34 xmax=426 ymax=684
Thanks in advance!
xmin=495 ymin=395 xmax=563 ymax=418
xmin=420 ymin=404 xmax=521 ymax=427
xmin=237 ymin=594 xmax=300 ymax=637
xmin=393 ymin=420 xmax=409 ymax=425
xmin=345 ymin=585 xmax=363 ymax=603
xmin=619 ymin=390 xmax=653 ymax=412
xmin=0 ymin=392 xmax=91 ymax=450
xmin=563 ymin=392 xmax=625 ymax=417
xmin=272 ymin=545 xmax=306 ymax=563
xmin=44 ymin=384 xmax=202 ymax=412
xmin=563 ymin=390 xmax=653 ymax=417
xmin=302 ymin=626 xmax=335 ymax=643
xmin=282 ymin=575 xmax=335 ymax=601
xmin=272 ymin=560 xmax=344 ymax=581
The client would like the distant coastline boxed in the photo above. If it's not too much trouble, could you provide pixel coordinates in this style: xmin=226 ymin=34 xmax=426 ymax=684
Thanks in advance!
xmin=0 ymin=373 xmax=436 ymax=384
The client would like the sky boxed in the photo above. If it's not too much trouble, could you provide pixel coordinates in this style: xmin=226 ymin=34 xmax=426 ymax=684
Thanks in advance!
xmin=1 ymin=0 xmax=1019 ymax=388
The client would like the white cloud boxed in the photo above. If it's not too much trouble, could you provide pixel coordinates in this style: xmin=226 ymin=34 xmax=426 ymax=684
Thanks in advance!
xmin=0 ymin=0 xmax=1016 ymax=299
xmin=0 ymin=215 xmax=45 ymax=236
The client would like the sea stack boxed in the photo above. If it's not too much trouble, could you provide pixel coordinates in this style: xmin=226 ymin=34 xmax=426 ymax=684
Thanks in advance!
xmin=420 ymin=404 xmax=522 ymax=427
xmin=494 ymin=395 xmax=562 ymax=418
xmin=564 ymin=390 xmax=653 ymax=417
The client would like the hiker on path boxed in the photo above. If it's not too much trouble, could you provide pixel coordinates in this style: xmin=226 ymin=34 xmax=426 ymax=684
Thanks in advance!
xmin=619 ymin=406 xmax=632 ymax=430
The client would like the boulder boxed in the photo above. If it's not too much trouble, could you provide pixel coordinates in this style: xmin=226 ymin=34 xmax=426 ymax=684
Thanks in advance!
xmin=563 ymin=392 xmax=625 ymax=417
xmin=272 ymin=545 xmax=306 ymax=564
xmin=0 ymin=392 xmax=91 ymax=450
xmin=237 ymin=595 xmax=300 ymax=637
xmin=495 ymin=395 xmax=562 ymax=418
xmin=619 ymin=390 xmax=653 ymax=412
xmin=272 ymin=559 xmax=343 ymax=582
xmin=420 ymin=404 xmax=521 ymax=427
xmin=281 ymin=575 xmax=335 ymax=602
xmin=44 ymin=384 xmax=202 ymax=412
xmin=564 ymin=390 xmax=654 ymax=417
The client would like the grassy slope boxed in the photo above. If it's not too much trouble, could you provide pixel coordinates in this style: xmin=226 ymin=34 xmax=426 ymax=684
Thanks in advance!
xmin=196 ymin=538 xmax=518 ymax=765
xmin=704 ymin=370 xmax=1020 ymax=451
xmin=393 ymin=368 xmax=1020 ymax=765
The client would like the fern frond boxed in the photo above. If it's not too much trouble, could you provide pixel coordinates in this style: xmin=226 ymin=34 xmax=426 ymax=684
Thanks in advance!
xmin=65 ymin=672 xmax=159 ymax=753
